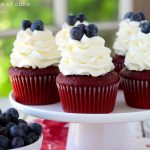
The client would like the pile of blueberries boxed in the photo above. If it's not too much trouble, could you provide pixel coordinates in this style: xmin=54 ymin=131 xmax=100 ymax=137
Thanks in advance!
xmin=21 ymin=19 xmax=44 ymax=31
xmin=124 ymin=12 xmax=145 ymax=21
xmin=0 ymin=108 xmax=42 ymax=149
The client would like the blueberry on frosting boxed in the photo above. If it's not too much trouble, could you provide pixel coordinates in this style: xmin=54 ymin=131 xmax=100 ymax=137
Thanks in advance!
xmin=124 ymin=12 xmax=145 ymax=22
xmin=139 ymin=12 xmax=146 ymax=20
xmin=130 ymin=13 xmax=141 ymax=21
xmin=70 ymin=24 xmax=98 ymax=41
xmin=77 ymin=13 xmax=86 ymax=22
xmin=31 ymin=20 xmax=44 ymax=31
xmin=67 ymin=14 xmax=77 ymax=26
xmin=70 ymin=26 xmax=84 ymax=41
xmin=21 ymin=20 xmax=31 ymax=30
xmin=124 ymin=12 xmax=133 ymax=19
xmin=85 ymin=24 xmax=98 ymax=38
xmin=140 ymin=22 xmax=150 ymax=34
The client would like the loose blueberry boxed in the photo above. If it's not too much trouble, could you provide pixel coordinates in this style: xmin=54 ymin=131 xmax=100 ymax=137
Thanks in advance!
xmin=16 ymin=119 xmax=27 ymax=125
xmin=139 ymin=12 xmax=145 ymax=20
xmin=70 ymin=27 xmax=84 ymax=41
xmin=11 ymin=137 xmax=24 ymax=149
xmin=0 ymin=110 xmax=2 ymax=114
xmin=23 ymin=136 xmax=33 ymax=145
xmin=85 ymin=24 xmax=98 ymax=38
xmin=18 ymin=122 xmax=28 ymax=133
xmin=0 ymin=135 xmax=9 ymax=148
xmin=0 ymin=113 xmax=11 ymax=125
xmin=6 ymin=122 xmax=16 ymax=130
xmin=29 ymin=123 xmax=42 ymax=135
xmin=0 ymin=127 xmax=8 ymax=136
xmin=124 ymin=12 xmax=133 ymax=19
xmin=10 ymin=126 xmax=25 ymax=137
xmin=0 ymin=147 xmax=4 ymax=150
xmin=140 ymin=22 xmax=150 ymax=34
xmin=21 ymin=20 xmax=32 ymax=30
xmin=77 ymin=13 xmax=86 ymax=22
xmin=67 ymin=14 xmax=77 ymax=26
xmin=28 ymin=132 xmax=39 ymax=142
xmin=130 ymin=13 xmax=141 ymax=21
xmin=6 ymin=108 xmax=19 ymax=121
xmin=76 ymin=24 xmax=86 ymax=32
xmin=31 ymin=20 xmax=44 ymax=31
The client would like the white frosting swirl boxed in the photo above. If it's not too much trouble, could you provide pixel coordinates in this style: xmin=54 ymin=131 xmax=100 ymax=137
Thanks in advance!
xmin=10 ymin=28 xmax=60 ymax=69
xmin=59 ymin=35 xmax=114 ymax=77
xmin=55 ymin=21 xmax=88 ymax=50
xmin=113 ymin=19 xmax=140 ymax=56
xmin=125 ymin=30 xmax=150 ymax=71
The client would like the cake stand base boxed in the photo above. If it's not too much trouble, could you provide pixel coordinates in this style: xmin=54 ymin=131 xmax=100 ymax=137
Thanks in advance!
xmin=67 ymin=123 xmax=134 ymax=150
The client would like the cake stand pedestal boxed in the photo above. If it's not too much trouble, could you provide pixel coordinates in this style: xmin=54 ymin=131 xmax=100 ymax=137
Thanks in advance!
xmin=9 ymin=91 xmax=150 ymax=150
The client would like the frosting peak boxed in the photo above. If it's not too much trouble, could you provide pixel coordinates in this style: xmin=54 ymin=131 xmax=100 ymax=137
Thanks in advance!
xmin=59 ymin=35 xmax=114 ymax=77
xmin=113 ymin=19 xmax=140 ymax=56
xmin=10 ymin=29 xmax=60 ymax=69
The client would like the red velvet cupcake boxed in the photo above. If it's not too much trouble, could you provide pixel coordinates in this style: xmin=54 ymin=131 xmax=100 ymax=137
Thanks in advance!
xmin=56 ymin=24 xmax=120 ymax=113
xmin=121 ymin=20 xmax=150 ymax=109
xmin=9 ymin=20 xmax=61 ymax=105
xmin=113 ymin=12 xmax=144 ymax=88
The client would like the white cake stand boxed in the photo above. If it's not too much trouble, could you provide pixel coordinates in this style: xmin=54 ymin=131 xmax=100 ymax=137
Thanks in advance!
xmin=9 ymin=91 xmax=150 ymax=150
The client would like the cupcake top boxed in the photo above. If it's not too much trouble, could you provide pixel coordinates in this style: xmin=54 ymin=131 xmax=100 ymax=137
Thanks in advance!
xmin=125 ymin=21 xmax=150 ymax=71
xmin=113 ymin=12 xmax=146 ymax=56
xmin=59 ymin=24 xmax=114 ymax=77
xmin=55 ymin=13 xmax=88 ymax=50
xmin=10 ymin=19 xmax=60 ymax=69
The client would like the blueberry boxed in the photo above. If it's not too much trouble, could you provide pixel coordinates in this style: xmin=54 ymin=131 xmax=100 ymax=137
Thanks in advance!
xmin=140 ymin=22 xmax=150 ymax=34
xmin=67 ymin=14 xmax=77 ymax=26
xmin=6 ymin=122 xmax=16 ymax=130
xmin=85 ymin=24 xmax=98 ymax=38
xmin=70 ymin=26 xmax=84 ymax=41
xmin=0 ymin=110 xmax=2 ymax=114
xmin=130 ymin=13 xmax=141 ymax=21
xmin=76 ymin=24 xmax=86 ymax=32
xmin=6 ymin=108 xmax=19 ymax=121
xmin=18 ymin=122 xmax=28 ymax=133
xmin=16 ymin=119 xmax=27 ymax=125
xmin=124 ymin=12 xmax=133 ymax=19
xmin=11 ymin=137 xmax=24 ymax=149
xmin=0 ymin=135 xmax=9 ymax=148
xmin=23 ymin=136 xmax=33 ymax=145
xmin=0 ymin=147 xmax=5 ymax=150
xmin=21 ymin=19 xmax=32 ymax=30
xmin=139 ymin=12 xmax=146 ymax=20
xmin=10 ymin=126 xmax=25 ymax=137
xmin=77 ymin=13 xmax=86 ymax=22
xmin=31 ymin=20 xmax=44 ymax=31
xmin=29 ymin=123 xmax=42 ymax=135
xmin=0 ymin=127 xmax=8 ymax=136
xmin=28 ymin=132 xmax=39 ymax=142
xmin=0 ymin=113 xmax=11 ymax=125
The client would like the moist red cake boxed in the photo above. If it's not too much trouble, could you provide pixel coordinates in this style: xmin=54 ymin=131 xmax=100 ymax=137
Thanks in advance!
xmin=56 ymin=71 xmax=120 ymax=113
xmin=9 ymin=66 xmax=60 ymax=105
xmin=120 ymin=67 xmax=150 ymax=109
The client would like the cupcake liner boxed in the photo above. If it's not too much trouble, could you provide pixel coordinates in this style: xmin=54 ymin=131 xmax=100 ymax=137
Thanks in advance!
xmin=10 ymin=75 xmax=60 ymax=105
xmin=122 ymin=77 xmax=150 ymax=109
xmin=56 ymin=83 xmax=119 ymax=113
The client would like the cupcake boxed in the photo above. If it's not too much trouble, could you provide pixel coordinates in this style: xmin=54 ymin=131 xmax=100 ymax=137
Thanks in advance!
xmin=9 ymin=19 xmax=61 ymax=105
xmin=55 ymin=13 xmax=88 ymax=51
xmin=113 ymin=12 xmax=146 ymax=74
xmin=56 ymin=24 xmax=120 ymax=113
xmin=121 ymin=21 xmax=150 ymax=109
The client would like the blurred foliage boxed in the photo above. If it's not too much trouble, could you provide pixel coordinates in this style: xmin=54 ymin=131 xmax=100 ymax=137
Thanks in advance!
xmin=68 ymin=0 xmax=118 ymax=21
xmin=0 ymin=0 xmax=118 ymax=96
